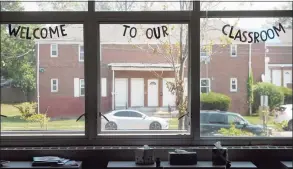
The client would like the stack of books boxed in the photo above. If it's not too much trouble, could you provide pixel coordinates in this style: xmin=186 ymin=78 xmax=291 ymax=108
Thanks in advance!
xmin=32 ymin=156 xmax=70 ymax=166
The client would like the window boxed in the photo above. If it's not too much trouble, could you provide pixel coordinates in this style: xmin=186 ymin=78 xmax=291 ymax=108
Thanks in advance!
xmin=1 ymin=1 xmax=88 ymax=11
xmin=201 ymin=1 xmax=292 ymax=11
xmin=130 ymin=111 xmax=143 ymax=118
xmin=95 ymin=1 xmax=192 ymax=11
xmin=200 ymin=78 xmax=210 ymax=93
xmin=1 ymin=24 xmax=85 ymax=136
xmin=227 ymin=115 xmax=243 ymax=124
xmin=79 ymin=45 xmax=84 ymax=62
xmin=208 ymin=113 xmax=226 ymax=124
xmin=51 ymin=79 xmax=58 ymax=92
xmin=230 ymin=44 xmax=237 ymax=57
xmin=80 ymin=79 xmax=85 ymax=96
xmin=100 ymin=23 xmax=190 ymax=134
xmin=51 ymin=44 xmax=58 ymax=57
xmin=114 ymin=111 xmax=129 ymax=117
xmin=1 ymin=1 xmax=292 ymax=147
xmin=101 ymin=78 xmax=107 ymax=97
xmin=230 ymin=78 xmax=238 ymax=92
xmin=200 ymin=17 xmax=292 ymax=139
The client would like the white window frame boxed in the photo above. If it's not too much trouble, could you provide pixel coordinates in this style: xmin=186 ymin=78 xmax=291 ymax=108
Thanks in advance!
xmin=50 ymin=44 xmax=58 ymax=57
xmin=230 ymin=78 xmax=238 ymax=92
xmin=79 ymin=45 xmax=84 ymax=62
xmin=200 ymin=78 xmax=211 ymax=93
xmin=230 ymin=44 xmax=237 ymax=57
xmin=51 ymin=78 xmax=58 ymax=92
xmin=79 ymin=79 xmax=85 ymax=96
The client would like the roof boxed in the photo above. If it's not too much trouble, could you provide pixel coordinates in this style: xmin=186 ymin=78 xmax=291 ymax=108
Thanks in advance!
xmin=35 ymin=21 xmax=292 ymax=45
xmin=108 ymin=63 xmax=180 ymax=68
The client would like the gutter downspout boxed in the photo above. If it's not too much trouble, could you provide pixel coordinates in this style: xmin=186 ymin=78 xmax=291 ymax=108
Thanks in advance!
xmin=112 ymin=69 xmax=115 ymax=110
xmin=249 ymin=43 xmax=252 ymax=116
xmin=37 ymin=42 xmax=40 ymax=114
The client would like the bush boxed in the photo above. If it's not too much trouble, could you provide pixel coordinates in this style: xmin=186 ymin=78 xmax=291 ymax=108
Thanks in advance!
xmin=13 ymin=102 xmax=37 ymax=120
xmin=218 ymin=125 xmax=255 ymax=136
xmin=27 ymin=113 xmax=50 ymax=129
xmin=279 ymin=86 xmax=292 ymax=104
xmin=200 ymin=92 xmax=231 ymax=111
xmin=253 ymin=83 xmax=284 ymax=112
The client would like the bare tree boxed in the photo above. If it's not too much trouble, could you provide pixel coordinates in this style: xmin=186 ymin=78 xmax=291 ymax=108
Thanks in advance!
xmin=130 ymin=1 xmax=245 ymax=130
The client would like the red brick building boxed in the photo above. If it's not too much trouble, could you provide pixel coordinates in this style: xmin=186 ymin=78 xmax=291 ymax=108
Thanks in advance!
xmin=36 ymin=24 xmax=292 ymax=118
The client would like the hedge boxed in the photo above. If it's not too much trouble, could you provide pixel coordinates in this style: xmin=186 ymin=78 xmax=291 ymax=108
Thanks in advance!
xmin=200 ymin=92 xmax=231 ymax=111
xmin=279 ymin=86 xmax=292 ymax=104
xmin=253 ymin=82 xmax=284 ymax=112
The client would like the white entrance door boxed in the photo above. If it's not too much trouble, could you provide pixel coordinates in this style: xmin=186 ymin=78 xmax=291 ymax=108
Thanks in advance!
xmin=148 ymin=79 xmax=158 ymax=106
xmin=272 ymin=70 xmax=282 ymax=86
xmin=131 ymin=78 xmax=144 ymax=107
xmin=115 ymin=78 xmax=128 ymax=107
xmin=283 ymin=70 xmax=292 ymax=87
xmin=163 ymin=78 xmax=176 ymax=106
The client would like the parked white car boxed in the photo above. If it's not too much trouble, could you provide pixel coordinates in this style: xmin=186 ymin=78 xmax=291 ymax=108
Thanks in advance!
xmin=101 ymin=110 xmax=169 ymax=130
xmin=275 ymin=104 xmax=292 ymax=131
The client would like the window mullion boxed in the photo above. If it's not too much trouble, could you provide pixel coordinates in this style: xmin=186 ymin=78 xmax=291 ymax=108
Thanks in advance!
xmin=190 ymin=1 xmax=201 ymax=141
xmin=84 ymin=1 xmax=98 ymax=140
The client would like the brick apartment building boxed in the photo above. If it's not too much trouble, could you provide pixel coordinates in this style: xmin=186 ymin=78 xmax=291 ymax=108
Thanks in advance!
xmin=36 ymin=24 xmax=292 ymax=118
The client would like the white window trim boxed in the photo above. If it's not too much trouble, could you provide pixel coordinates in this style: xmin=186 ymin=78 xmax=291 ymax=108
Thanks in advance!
xmin=79 ymin=79 xmax=85 ymax=96
xmin=51 ymin=78 xmax=58 ymax=92
xmin=50 ymin=44 xmax=58 ymax=57
xmin=101 ymin=78 xmax=107 ymax=97
xmin=230 ymin=78 xmax=238 ymax=92
xmin=79 ymin=45 xmax=84 ymax=62
xmin=230 ymin=44 xmax=237 ymax=57
xmin=200 ymin=78 xmax=211 ymax=93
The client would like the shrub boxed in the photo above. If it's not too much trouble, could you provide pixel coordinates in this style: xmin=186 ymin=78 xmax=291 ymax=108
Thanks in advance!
xmin=218 ymin=125 xmax=255 ymax=136
xmin=27 ymin=113 xmax=50 ymax=129
xmin=200 ymin=92 xmax=231 ymax=111
xmin=13 ymin=102 xmax=37 ymax=120
xmin=279 ymin=86 xmax=292 ymax=104
xmin=253 ymin=83 xmax=284 ymax=112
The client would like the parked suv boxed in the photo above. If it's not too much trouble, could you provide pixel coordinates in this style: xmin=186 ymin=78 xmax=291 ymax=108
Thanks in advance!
xmin=200 ymin=110 xmax=265 ymax=136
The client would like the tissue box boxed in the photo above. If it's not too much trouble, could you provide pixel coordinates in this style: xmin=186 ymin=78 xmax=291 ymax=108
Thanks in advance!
xmin=212 ymin=147 xmax=228 ymax=165
xmin=135 ymin=148 xmax=155 ymax=165
xmin=168 ymin=151 xmax=197 ymax=165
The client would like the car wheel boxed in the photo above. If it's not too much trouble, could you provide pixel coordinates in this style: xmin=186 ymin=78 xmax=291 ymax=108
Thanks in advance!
xmin=105 ymin=121 xmax=117 ymax=130
xmin=149 ymin=121 xmax=162 ymax=130
xmin=288 ymin=120 xmax=292 ymax=131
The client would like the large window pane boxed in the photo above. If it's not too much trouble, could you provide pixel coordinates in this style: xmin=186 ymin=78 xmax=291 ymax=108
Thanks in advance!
xmin=200 ymin=17 xmax=292 ymax=137
xmin=95 ymin=0 xmax=192 ymax=11
xmin=201 ymin=1 xmax=292 ymax=11
xmin=0 ymin=0 xmax=87 ymax=11
xmin=1 ymin=24 xmax=85 ymax=136
xmin=99 ymin=24 xmax=190 ymax=134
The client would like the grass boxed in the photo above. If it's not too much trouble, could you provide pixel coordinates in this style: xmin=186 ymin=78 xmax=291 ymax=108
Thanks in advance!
xmin=1 ymin=104 xmax=281 ymax=131
xmin=1 ymin=104 xmax=179 ymax=131
xmin=1 ymin=104 xmax=84 ymax=130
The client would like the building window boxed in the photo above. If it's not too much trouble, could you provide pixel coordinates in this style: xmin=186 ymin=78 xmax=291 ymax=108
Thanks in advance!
xmin=200 ymin=78 xmax=210 ymax=93
xmin=101 ymin=78 xmax=107 ymax=97
xmin=51 ymin=79 xmax=58 ymax=92
xmin=79 ymin=45 xmax=84 ymax=62
xmin=230 ymin=44 xmax=237 ymax=57
xmin=80 ymin=79 xmax=85 ymax=96
xmin=230 ymin=78 xmax=238 ymax=92
xmin=51 ymin=44 xmax=58 ymax=57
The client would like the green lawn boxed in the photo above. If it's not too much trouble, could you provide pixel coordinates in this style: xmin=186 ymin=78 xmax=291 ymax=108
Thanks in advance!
xmin=1 ymin=104 xmax=280 ymax=131
xmin=1 ymin=104 xmax=84 ymax=130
